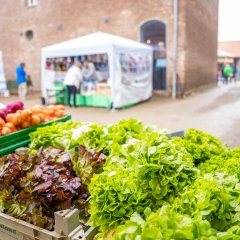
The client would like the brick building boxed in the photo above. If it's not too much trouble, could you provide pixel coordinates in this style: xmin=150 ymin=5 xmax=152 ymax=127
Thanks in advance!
xmin=0 ymin=0 xmax=218 ymax=95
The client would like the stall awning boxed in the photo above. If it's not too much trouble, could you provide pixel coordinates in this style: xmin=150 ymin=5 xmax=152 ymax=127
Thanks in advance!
xmin=42 ymin=32 xmax=152 ymax=57
xmin=218 ymin=50 xmax=234 ymax=58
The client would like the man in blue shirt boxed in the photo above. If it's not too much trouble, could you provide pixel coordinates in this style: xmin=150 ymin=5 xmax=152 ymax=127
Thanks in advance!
xmin=16 ymin=63 xmax=27 ymax=100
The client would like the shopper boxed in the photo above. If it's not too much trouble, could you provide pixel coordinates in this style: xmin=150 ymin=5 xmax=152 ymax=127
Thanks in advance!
xmin=16 ymin=63 xmax=27 ymax=100
xmin=97 ymin=57 xmax=109 ymax=81
xmin=26 ymin=75 xmax=34 ymax=93
xmin=82 ymin=60 xmax=97 ymax=95
xmin=223 ymin=64 xmax=231 ymax=84
xmin=82 ymin=60 xmax=96 ymax=80
xmin=64 ymin=61 xmax=82 ymax=107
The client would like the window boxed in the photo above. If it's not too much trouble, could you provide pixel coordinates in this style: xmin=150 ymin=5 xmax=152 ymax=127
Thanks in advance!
xmin=26 ymin=0 xmax=38 ymax=7
xmin=25 ymin=30 xmax=34 ymax=40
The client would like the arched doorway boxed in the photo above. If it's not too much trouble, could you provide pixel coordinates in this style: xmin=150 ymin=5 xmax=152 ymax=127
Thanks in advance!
xmin=140 ymin=20 xmax=167 ymax=90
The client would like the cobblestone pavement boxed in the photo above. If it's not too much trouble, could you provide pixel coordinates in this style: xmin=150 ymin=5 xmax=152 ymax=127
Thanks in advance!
xmin=1 ymin=82 xmax=240 ymax=148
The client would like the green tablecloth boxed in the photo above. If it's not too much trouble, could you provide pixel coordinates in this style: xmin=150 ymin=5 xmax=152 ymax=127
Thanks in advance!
xmin=54 ymin=82 xmax=112 ymax=108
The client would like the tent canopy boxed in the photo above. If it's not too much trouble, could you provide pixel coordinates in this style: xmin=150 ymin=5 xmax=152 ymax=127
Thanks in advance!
xmin=218 ymin=50 xmax=234 ymax=58
xmin=41 ymin=32 xmax=153 ymax=108
xmin=42 ymin=32 xmax=152 ymax=57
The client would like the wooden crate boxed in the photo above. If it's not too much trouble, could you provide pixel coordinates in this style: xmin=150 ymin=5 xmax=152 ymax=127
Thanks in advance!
xmin=0 ymin=209 xmax=97 ymax=240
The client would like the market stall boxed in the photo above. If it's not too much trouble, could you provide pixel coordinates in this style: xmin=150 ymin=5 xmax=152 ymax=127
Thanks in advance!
xmin=41 ymin=32 xmax=153 ymax=108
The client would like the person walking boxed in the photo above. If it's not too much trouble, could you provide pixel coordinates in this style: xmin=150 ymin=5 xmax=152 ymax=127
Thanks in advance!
xmin=223 ymin=64 xmax=231 ymax=84
xmin=64 ymin=61 xmax=82 ymax=107
xmin=16 ymin=63 xmax=27 ymax=100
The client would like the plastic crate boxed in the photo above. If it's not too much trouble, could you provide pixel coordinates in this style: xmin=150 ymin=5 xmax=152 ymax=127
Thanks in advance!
xmin=0 ymin=139 xmax=30 ymax=156
xmin=0 ymin=117 xmax=98 ymax=239
xmin=165 ymin=130 xmax=185 ymax=138
xmin=0 ymin=114 xmax=71 ymax=156
xmin=0 ymin=209 xmax=95 ymax=240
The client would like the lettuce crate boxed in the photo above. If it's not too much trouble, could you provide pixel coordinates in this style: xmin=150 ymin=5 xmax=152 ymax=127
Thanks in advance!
xmin=0 ymin=209 xmax=98 ymax=240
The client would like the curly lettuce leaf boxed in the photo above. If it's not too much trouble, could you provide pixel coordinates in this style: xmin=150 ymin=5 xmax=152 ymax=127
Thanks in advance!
xmin=183 ymin=128 xmax=228 ymax=165
xmin=89 ymin=134 xmax=199 ymax=231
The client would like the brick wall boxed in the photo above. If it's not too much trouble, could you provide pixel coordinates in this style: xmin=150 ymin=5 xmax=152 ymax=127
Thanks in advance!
xmin=183 ymin=0 xmax=219 ymax=91
xmin=0 ymin=0 xmax=218 ymax=94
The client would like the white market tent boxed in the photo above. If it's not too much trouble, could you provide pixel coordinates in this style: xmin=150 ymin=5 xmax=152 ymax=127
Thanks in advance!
xmin=41 ymin=32 xmax=153 ymax=108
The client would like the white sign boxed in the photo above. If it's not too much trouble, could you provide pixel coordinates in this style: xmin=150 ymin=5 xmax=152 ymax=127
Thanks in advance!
xmin=0 ymin=51 xmax=8 ymax=96
xmin=0 ymin=51 xmax=6 ymax=89
xmin=114 ymin=51 xmax=153 ymax=108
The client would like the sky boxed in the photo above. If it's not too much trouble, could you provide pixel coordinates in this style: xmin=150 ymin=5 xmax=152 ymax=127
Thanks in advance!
xmin=218 ymin=0 xmax=240 ymax=41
